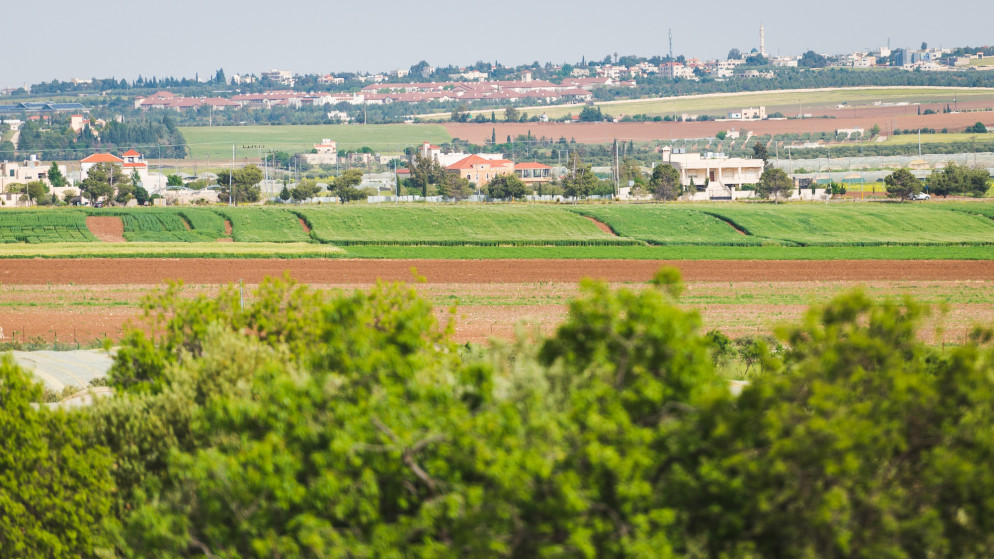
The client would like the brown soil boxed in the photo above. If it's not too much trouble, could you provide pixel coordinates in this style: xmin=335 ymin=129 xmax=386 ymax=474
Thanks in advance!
xmin=215 ymin=219 xmax=234 ymax=242
xmin=299 ymin=217 xmax=311 ymax=234
xmin=445 ymin=109 xmax=994 ymax=144
xmin=584 ymin=216 xmax=616 ymax=236
xmin=2 ymin=259 xmax=994 ymax=285
xmin=85 ymin=217 xmax=126 ymax=242
xmin=3 ymin=272 xmax=993 ymax=345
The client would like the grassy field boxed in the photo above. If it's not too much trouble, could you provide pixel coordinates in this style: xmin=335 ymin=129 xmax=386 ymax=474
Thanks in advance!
xmin=0 ymin=242 xmax=343 ymax=258
xmin=5 ymin=202 xmax=994 ymax=258
xmin=294 ymin=205 xmax=634 ymax=245
xmin=569 ymin=206 xmax=766 ymax=245
xmin=213 ymin=207 xmax=311 ymax=243
xmin=881 ymin=132 xmax=994 ymax=145
xmin=0 ymin=211 xmax=96 ymax=243
xmin=445 ymin=87 xmax=994 ymax=121
xmin=88 ymin=208 xmax=228 ymax=242
xmin=180 ymin=124 xmax=452 ymax=159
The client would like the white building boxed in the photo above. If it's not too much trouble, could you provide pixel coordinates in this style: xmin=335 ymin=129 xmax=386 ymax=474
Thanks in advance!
xmin=662 ymin=146 xmax=764 ymax=199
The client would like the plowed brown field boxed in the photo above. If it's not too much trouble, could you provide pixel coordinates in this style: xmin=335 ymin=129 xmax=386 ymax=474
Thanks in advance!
xmin=2 ymin=259 xmax=994 ymax=284
xmin=445 ymin=109 xmax=994 ymax=143
xmin=2 ymin=259 xmax=993 ymax=345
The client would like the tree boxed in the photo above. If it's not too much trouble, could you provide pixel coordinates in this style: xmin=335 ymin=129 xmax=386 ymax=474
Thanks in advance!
xmin=752 ymin=141 xmax=770 ymax=168
xmin=80 ymin=162 xmax=127 ymax=204
xmin=333 ymin=169 xmax=365 ymax=203
xmin=485 ymin=173 xmax=526 ymax=200
xmin=25 ymin=180 xmax=49 ymax=205
xmin=504 ymin=106 xmax=520 ymax=122
xmin=884 ymin=168 xmax=922 ymax=200
xmin=216 ymin=164 xmax=264 ymax=204
xmin=278 ymin=185 xmax=291 ymax=202
xmin=756 ymin=167 xmax=794 ymax=202
xmin=649 ymin=163 xmax=681 ymax=200
xmin=870 ymin=123 xmax=882 ymax=137
xmin=560 ymin=152 xmax=602 ymax=198
xmin=799 ymin=50 xmax=828 ymax=68
xmin=166 ymin=174 xmax=184 ymax=187
xmin=727 ymin=48 xmax=742 ymax=60
xmin=965 ymin=121 xmax=988 ymax=134
xmin=438 ymin=173 xmax=474 ymax=200
xmin=0 ymin=357 xmax=116 ymax=556
xmin=134 ymin=184 xmax=149 ymax=206
xmin=290 ymin=179 xmax=322 ymax=202
xmin=407 ymin=152 xmax=445 ymax=197
xmin=61 ymin=188 xmax=78 ymax=204
xmin=578 ymin=106 xmax=605 ymax=122
xmin=669 ymin=290 xmax=994 ymax=558
xmin=46 ymin=162 xmax=66 ymax=187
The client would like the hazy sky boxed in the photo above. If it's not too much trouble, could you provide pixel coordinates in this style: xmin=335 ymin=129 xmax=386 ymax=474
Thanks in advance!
xmin=5 ymin=0 xmax=992 ymax=87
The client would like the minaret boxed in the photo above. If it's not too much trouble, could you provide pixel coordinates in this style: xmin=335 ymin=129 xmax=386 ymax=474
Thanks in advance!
xmin=760 ymin=23 xmax=766 ymax=56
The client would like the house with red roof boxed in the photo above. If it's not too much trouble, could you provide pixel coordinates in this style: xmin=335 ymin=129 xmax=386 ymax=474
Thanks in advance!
xmin=445 ymin=154 xmax=515 ymax=187
xmin=80 ymin=149 xmax=148 ymax=182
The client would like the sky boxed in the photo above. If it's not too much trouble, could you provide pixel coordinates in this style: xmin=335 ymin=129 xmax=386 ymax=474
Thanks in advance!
xmin=5 ymin=0 xmax=993 ymax=88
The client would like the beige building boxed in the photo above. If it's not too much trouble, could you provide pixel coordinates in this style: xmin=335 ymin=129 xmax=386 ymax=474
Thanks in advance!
xmin=1 ymin=156 xmax=67 ymax=191
xmin=514 ymin=162 xmax=552 ymax=187
xmin=304 ymin=139 xmax=338 ymax=165
xmin=446 ymin=154 xmax=514 ymax=186
xmin=662 ymin=146 xmax=764 ymax=199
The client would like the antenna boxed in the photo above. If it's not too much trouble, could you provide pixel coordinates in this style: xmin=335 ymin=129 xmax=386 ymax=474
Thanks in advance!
xmin=668 ymin=28 xmax=673 ymax=60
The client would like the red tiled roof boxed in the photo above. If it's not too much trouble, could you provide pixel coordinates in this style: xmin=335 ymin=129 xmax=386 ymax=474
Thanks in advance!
xmin=121 ymin=149 xmax=142 ymax=157
xmin=81 ymin=153 xmax=123 ymax=164
xmin=447 ymin=155 xmax=513 ymax=170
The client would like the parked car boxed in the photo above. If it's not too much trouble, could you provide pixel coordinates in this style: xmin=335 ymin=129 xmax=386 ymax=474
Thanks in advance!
xmin=911 ymin=192 xmax=930 ymax=200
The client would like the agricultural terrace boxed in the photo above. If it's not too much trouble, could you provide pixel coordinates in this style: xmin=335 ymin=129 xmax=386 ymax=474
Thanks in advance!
xmin=179 ymin=124 xmax=452 ymax=160
xmin=3 ymin=203 xmax=994 ymax=258
xmin=294 ymin=205 xmax=633 ymax=246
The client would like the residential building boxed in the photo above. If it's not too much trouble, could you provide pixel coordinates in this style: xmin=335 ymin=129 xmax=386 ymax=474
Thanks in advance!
xmin=69 ymin=114 xmax=90 ymax=133
xmin=261 ymin=69 xmax=295 ymax=86
xmin=662 ymin=146 xmax=764 ymax=199
xmin=0 ymin=155 xmax=66 ymax=192
xmin=445 ymin=154 xmax=514 ymax=186
xmin=80 ymin=149 xmax=148 ymax=182
xmin=514 ymin=162 xmax=552 ymax=187
xmin=304 ymin=139 xmax=338 ymax=165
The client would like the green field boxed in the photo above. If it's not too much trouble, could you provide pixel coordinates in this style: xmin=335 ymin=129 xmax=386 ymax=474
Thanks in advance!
xmin=88 ymin=208 xmax=228 ymax=242
xmin=0 ymin=211 xmax=96 ymax=243
xmin=569 ymin=206 xmax=766 ymax=245
xmin=881 ymin=132 xmax=994 ymax=145
xmin=700 ymin=205 xmax=994 ymax=246
xmin=180 ymin=124 xmax=452 ymax=159
xmin=213 ymin=207 xmax=311 ymax=243
xmin=294 ymin=205 xmax=635 ymax=246
xmin=5 ymin=202 xmax=994 ymax=258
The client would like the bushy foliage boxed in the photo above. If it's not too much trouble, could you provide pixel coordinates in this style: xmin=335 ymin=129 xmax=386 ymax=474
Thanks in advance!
xmin=4 ymin=271 xmax=994 ymax=556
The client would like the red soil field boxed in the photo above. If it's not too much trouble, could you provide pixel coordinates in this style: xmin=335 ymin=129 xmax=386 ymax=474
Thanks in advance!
xmin=2 ymin=259 xmax=994 ymax=285
xmin=85 ymin=216 xmax=125 ymax=242
xmin=445 ymin=111 xmax=994 ymax=144
xmin=3 ymin=259 xmax=993 ymax=345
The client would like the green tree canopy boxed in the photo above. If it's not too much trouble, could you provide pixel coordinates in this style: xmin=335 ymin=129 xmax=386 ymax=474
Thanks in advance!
xmin=649 ymin=163 xmax=681 ymax=200
xmin=486 ymin=173 xmax=527 ymax=200
xmin=46 ymin=161 xmax=67 ymax=187
xmin=216 ymin=164 xmax=263 ymax=204
xmin=884 ymin=168 xmax=922 ymax=200
xmin=755 ymin=167 xmax=794 ymax=202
